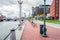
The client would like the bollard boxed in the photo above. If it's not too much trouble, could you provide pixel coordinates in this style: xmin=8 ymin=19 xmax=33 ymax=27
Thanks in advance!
xmin=40 ymin=25 xmax=47 ymax=37
xmin=10 ymin=28 xmax=16 ymax=40
xmin=18 ymin=24 xmax=22 ymax=30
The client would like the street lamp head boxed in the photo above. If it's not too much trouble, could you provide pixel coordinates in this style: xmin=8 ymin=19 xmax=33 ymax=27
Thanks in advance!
xmin=32 ymin=7 xmax=34 ymax=8
xmin=44 ymin=0 xmax=46 ymax=2
xmin=18 ymin=1 xmax=23 ymax=4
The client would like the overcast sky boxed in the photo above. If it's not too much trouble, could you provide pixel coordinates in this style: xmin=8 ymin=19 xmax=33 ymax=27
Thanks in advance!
xmin=0 ymin=0 xmax=53 ymax=17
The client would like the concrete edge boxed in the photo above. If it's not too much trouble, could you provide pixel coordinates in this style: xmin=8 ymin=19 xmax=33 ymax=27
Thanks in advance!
xmin=20 ymin=23 xmax=26 ymax=40
xmin=15 ymin=21 xmax=26 ymax=40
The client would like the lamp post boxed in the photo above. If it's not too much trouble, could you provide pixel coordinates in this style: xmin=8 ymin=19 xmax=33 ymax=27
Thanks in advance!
xmin=28 ymin=11 xmax=30 ymax=18
xmin=24 ymin=13 xmax=26 ymax=19
xmin=29 ymin=12 xmax=30 ymax=17
xmin=32 ymin=7 xmax=34 ymax=23
xmin=42 ymin=0 xmax=47 ymax=37
xmin=18 ymin=0 xmax=23 ymax=30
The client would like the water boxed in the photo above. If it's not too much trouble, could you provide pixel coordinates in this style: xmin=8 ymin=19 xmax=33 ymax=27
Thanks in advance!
xmin=0 ymin=21 xmax=19 ymax=40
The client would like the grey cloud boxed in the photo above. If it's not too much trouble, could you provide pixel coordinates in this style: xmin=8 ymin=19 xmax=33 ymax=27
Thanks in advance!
xmin=23 ymin=0 xmax=52 ymax=7
xmin=0 ymin=0 xmax=17 ymax=6
xmin=0 ymin=0 xmax=53 ymax=6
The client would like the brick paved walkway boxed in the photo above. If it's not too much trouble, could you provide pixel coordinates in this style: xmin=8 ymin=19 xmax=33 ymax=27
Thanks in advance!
xmin=21 ymin=20 xmax=60 ymax=40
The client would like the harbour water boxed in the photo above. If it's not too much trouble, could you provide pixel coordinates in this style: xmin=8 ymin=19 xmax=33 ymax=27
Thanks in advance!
xmin=0 ymin=21 xmax=19 ymax=40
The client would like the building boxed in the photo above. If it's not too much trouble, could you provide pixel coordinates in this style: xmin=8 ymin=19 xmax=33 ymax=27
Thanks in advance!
xmin=59 ymin=0 xmax=60 ymax=20
xmin=0 ymin=12 xmax=5 ymax=21
xmin=50 ymin=0 xmax=60 ymax=20
xmin=32 ymin=5 xmax=50 ymax=18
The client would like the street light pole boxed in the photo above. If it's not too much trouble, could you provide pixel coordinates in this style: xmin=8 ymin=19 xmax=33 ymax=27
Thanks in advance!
xmin=24 ymin=13 xmax=25 ymax=17
xmin=18 ymin=0 xmax=23 ymax=30
xmin=29 ymin=12 xmax=30 ymax=19
xmin=24 ymin=13 xmax=26 ymax=18
xmin=29 ymin=12 xmax=30 ymax=17
xmin=42 ymin=0 xmax=47 ymax=37
xmin=32 ymin=7 xmax=34 ymax=23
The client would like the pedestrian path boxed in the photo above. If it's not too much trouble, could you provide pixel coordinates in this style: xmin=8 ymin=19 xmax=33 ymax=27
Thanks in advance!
xmin=21 ymin=20 xmax=60 ymax=40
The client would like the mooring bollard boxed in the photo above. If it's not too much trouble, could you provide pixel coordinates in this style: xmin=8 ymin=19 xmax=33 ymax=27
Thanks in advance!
xmin=10 ymin=28 xmax=16 ymax=40
xmin=18 ymin=24 xmax=22 ymax=30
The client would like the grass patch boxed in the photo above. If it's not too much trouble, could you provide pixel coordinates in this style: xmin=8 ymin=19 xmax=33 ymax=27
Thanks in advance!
xmin=40 ymin=20 xmax=60 ymax=24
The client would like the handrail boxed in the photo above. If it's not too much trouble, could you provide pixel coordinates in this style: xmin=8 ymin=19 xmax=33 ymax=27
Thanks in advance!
xmin=3 ymin=31 xmax=12 ymax=40
xmin=3 ymin=26 xmax=20 ymax=40
xmin=3 ymin=27 xmax=20 ymax=40
xmin=3 ymin=21 xmax=24 ymax=40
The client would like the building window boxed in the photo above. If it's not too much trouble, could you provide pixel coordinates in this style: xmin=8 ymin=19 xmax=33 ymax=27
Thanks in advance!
xmin=56 ymin=0 xmax=58 ymax=3
xmin=56 ymin=11 xmax=58 ymax=13
xmin=56 ymin=4 xmax=58 ymax=7
xmin=56 ymin=8 xmax=58 ymax=10
xmin=56 ymin=13 xmax=58 ymax=16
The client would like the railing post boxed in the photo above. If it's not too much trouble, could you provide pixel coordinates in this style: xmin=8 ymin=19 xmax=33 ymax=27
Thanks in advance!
xmin=10 ymin=28 xmax=16 ymax=40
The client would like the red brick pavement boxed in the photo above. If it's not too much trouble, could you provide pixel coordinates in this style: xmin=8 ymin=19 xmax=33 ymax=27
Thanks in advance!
xmin=21 ymin=21 xmax=60 ymax=40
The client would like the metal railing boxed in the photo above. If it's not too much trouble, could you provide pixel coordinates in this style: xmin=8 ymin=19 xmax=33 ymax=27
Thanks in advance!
xmin=3 ymin=31 xmax=11 ymax=40
xmin=3 ymin=28 xmax=17 ymax=40
xmin=3 ymin=20 xmax=25 ymax=40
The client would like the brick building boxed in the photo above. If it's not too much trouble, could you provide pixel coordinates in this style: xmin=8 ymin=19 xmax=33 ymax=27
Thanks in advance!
xmin=50 ymin=0 xmax=60 ymax=20
xmin=59 ymin=0 xmax=60 ymax=20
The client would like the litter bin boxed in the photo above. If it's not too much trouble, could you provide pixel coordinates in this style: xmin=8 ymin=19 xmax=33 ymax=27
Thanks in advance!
xmin=40 ymin=25 xmax=47 ymax=35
